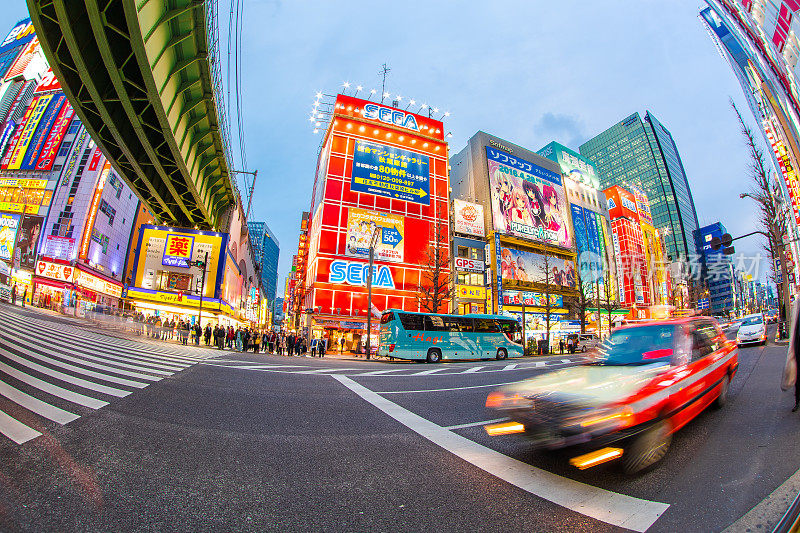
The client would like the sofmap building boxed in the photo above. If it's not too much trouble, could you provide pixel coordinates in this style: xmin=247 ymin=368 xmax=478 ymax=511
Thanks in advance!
xmin=449 ymin=132 xmax=578 ymax=343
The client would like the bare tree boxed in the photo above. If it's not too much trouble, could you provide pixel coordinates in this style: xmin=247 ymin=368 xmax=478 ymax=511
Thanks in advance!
xmin=536 ymin=248 xmax=554 ymax=352
xmin=569 ymin=269 xmax=593 ymax=334
xmin=731 ymin=101 xmax=790 ymax=331
xmin=416 ymin=220 xmax=452 ymax=313
xmin=599 ymin=269 xmax=624 ymax=337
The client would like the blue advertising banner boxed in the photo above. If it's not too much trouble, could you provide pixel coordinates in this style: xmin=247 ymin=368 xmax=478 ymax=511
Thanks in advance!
xmin=351 ymin=140 xmax=430 ymax=205
xmin=495 ymin=232 xmax=503 ymax=313
xmin=0 ymin=120 xmax=16 ymax=157
xmin=20 ymin=94 xmax=65 ymax=170
xmin=570 ymin=203 xmax=604 ymax=282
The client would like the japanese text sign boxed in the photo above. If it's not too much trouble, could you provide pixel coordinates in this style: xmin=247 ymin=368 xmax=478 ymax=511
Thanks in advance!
xmin=351 ymin=140 xmax=430 ymax=205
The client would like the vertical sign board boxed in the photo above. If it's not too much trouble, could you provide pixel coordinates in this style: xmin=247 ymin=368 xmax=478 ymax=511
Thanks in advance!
xmin=0 ymin=120 xmax=16 ymax=158
xmin=494 ymin=232 xmax=503 ymax=313
xmin=1 ymin=98 xmax=36 ymax=169
xmin=7 ymin=94 xmax=52 ymax=170
xmin=162 ymin=234 xmax=195 ymax=267
xmin=0 ymin=213 xmax=20 ymax=262
xmin=34 ymin=103 xmax=74 ymax=171
xmin=20 ymin=93 xmax=64 ymax=170
xmin=79 ymin=161 xmax=110 ymax=260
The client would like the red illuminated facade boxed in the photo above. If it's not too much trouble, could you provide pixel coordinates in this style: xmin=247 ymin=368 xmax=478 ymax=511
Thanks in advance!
xmin=303 ymin=94 xmax=449 ymax=343
xmin=604 ymin=185 xmax=650 ymax=310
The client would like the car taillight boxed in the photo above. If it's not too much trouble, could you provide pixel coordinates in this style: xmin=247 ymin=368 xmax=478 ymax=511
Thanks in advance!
xmin=389 ymin=344 xmax=396 ymax=352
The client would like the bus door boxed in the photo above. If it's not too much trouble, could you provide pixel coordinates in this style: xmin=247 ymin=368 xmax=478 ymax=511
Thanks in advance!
xmin=397 ymin=313 xmax=425 ymax=359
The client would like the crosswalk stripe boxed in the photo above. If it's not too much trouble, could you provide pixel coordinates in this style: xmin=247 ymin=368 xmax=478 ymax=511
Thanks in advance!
xmin=0 ymin=311 xmax=204 ymax=364
xmin=1 ymin=341 xmax=149 ymax=389
xmin=0 ymin=324 xmax=181 ymax=374
xmin=463 ymin=366 xmax=485 ymax=373
xmin=296 ymin=368 xmax=361 ymax=374
xmin=534 ymin=361 xmax=546 ymax=367
xmin=0 ymin=361 xmax=108 ymax=409
xmin=0 ymin=317 xmax=190 ymax=370
xmin=0 ymin=408 xmax=41 ymax=444
xmin=561 ymin=359 xmax=572 ymax=364
xmin=0 ymin=380 xmax=79 ymax=424
xmin=1 ymin=351 xmax=131 ymax=397
xmin=3 ymin=337 xmax=162 ymax=382
xmin=502 ymin=364 xmax=518 ymax=371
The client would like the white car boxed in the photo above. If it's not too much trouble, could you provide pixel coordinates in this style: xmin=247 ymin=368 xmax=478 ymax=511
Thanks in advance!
xmin=736 ymin=314 xmax=767 ymax=346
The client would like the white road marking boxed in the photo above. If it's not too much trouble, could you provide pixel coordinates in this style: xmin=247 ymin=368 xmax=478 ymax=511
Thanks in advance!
xmin=295 ymin=368 xmax=361 ymax=374
xmin=0 ymin=381 xmax=79 ymax=424
xmin=444 ymin=418 xmax=508 ymax=430
xmin=411 ymin=368 xmax=448 ymax=375
xmin=1 ymin=351 xmax=130 ymax=398
xmin=463 ymin=366 xmax=485 ymax=373
xmin=561 ymin=359 xmax=573 ymax=364
xmin=358 ymin=369 xmax=409 ymax=375
xmin=534 ymin=361 xmax=546 ymax=367
xmin=334 ymin=375 xmax=669 ymax=532
xmin=375 ymin=380 xmax=522 ymax=394
xmin=0 ymin=408 xmax=41 ymax=444
xmin=503 ymin=363 xmax=518 ymax=371
xmin=0 ymin=361 xmax=108 ymax=409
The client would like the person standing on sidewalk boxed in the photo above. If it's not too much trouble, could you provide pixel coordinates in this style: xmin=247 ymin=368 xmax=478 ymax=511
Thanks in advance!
xmin=783 ymin=299 xmax=800 ymax=411
xmin=21 ymin=287 xmax=26 ymax=308
xmin=11 ymin=283 xmax=16 ymax=305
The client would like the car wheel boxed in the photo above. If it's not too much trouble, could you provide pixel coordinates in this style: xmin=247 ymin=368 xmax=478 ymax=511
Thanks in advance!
xmin=622 ymin=420 xmax=672 ymax=475
xmin=582 ymin=346 xmax=587 ymax=352
xmin=714 ymin=375 xmax=730 ymax=409
xmin=496 ymin=348 xmax=508 ymax=360
xmin=426 ymin=348 xmax=442 ymax=363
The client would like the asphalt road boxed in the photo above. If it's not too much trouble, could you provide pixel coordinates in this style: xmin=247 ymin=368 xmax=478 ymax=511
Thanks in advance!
xmin=0 ymin=304 xmax=797 ymax=532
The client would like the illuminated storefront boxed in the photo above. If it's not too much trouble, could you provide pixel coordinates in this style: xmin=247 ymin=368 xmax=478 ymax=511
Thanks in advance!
xmin=303 ymin=94 xmax=449 ymax=349
xmin=126 ymin=224 xmax=251 ymax=326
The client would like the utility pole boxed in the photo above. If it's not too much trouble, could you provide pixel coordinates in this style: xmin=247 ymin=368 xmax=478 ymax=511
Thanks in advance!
xmin=366 ymin=226 xmax=380 ymax=360
xmin=230 ymin=169 xmax=258 ymax=219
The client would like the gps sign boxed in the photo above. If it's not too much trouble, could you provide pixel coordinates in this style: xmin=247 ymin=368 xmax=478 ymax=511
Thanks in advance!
xmin=455 ymin=257 xmax=484 ymax=272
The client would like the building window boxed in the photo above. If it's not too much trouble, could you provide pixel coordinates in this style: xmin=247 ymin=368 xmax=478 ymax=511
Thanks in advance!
xmin=457 ymin=246 xmax=469 ymax=258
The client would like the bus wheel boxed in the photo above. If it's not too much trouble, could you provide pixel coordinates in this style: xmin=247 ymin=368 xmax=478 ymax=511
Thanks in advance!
xmin=496 ymin=348 xmax=508 ymax=360
xmin=426 ymin=349 xmax=442 ymax=363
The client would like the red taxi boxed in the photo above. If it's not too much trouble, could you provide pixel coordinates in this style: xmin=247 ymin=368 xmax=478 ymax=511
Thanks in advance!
xmin=485 ymin=318 xmax=738 ymax=474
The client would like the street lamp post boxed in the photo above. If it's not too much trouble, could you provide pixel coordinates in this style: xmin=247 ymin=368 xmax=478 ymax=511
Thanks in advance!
xmin=189 ymin=251 xmax=208 ymax=328
xmin=365 ymin=226 xmax=380 ymax=360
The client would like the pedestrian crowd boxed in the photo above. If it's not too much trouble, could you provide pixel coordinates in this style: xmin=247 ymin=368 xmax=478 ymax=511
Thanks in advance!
xmin=128 ymin=312 xmax=328 ymax=356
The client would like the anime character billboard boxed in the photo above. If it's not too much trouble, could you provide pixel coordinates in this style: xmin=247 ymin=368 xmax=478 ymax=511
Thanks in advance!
xmin=487 ymin=146 xmax=572 ymax=249
xmin=499 ymin=246 xmax=576 ymax=289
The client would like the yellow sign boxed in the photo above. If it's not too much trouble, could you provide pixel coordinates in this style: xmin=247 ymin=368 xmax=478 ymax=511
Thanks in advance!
xmin=127 ymin=287 xmax=223 ymax=310
xmin=457 ymin=285 xmax=486 ymax=300
xmin=0 ymin=178 xmax=47 ymax=188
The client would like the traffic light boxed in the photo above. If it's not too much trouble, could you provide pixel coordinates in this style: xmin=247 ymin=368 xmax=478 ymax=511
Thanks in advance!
xmin=710 ymin=233 xmax=734 ymax=255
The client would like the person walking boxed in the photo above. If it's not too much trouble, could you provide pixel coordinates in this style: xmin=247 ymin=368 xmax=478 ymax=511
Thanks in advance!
xmin=559 ymin=338 xmax=564 ymax=355
xmin=319 ymin=336 xmax=326 ymax=358
xmin=11 ymin=283 xmax=16 ymax=305
xmin=21 ymin=287 xmax=26 ymax=308
xmin=287 ymin=334 xmax=295 ymax=356
xmin=253 ymin=331 xmax=261 ymax=353
xmin=268 ymin=331 xmax=275 ymax=354
xmin=193 ymin=323 xmax=201 ymax=345
xmin=226 ymin=326 xmax=234 ymax=349
xmin=204 ymin=324 xmax=212 ymax=345
xmin=783 ymin=300 xmax=800 ymax=411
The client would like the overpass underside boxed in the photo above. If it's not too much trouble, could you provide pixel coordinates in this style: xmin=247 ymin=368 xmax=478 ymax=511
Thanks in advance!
xmin=28 ymin=0 xmax=235 ymax=230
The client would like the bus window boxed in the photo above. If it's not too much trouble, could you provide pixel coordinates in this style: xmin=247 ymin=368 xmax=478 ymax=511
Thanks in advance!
xmin=399 ymin=313 xmax=424 ymax=331
xmin=443 ymin=316 xmax=473 ymax=332
xmin=474 ymin=318 xmax=499 ymax=333
xmin=424 ymin=315 xmax=447 ymax=331
xmin=498 ymin=320 xmax=523 ymax=345
xmin=380 ymin=312 xmax=395 ymax=325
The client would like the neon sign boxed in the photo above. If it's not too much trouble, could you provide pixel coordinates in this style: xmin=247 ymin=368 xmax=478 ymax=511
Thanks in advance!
xmin=329 ymin=259 xmax=395 ymax=289
xmin=363 ymin=103 xmax=420 ymax=132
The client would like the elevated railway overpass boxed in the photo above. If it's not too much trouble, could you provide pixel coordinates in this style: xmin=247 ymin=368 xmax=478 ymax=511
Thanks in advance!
xmin=27 ymin=0 xmax=236 ymax=230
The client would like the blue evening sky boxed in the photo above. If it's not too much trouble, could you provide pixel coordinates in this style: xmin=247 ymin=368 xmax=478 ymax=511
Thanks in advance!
xmin=5 ymin=1 xmax=771 ymax=288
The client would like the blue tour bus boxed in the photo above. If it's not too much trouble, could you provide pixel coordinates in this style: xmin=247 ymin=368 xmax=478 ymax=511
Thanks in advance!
xmin=377 ymin=309 xmax=524 ymax=363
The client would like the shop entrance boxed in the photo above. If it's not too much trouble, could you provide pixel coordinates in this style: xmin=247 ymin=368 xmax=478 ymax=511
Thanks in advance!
xmin=458 ymin=302 xmax=485 ymax=314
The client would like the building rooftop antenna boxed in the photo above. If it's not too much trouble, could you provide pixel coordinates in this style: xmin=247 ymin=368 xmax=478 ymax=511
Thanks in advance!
xmin=379 ymin=63 xmax=390 ymax=104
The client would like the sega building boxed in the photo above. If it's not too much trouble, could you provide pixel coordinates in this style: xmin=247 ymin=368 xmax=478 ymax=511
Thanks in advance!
xmin=304 ymin=95 xmax=449 ymax=351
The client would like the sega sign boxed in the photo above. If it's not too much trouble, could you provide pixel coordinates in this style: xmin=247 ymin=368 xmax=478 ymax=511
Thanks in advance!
xmin=454 ymin=257 xmax=484 ymax=273
xmin=363 ymin=103 xmax=419 ymax=132
xmin=329 ymin=259 xmax=395 ymax=289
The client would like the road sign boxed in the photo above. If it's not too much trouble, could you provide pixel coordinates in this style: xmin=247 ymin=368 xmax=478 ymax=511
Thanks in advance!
xmin=776 ymin=258 xmax=782 ymax=271
xmin=783 ymin=234 xmax=790 ymax=244
xmin=697 ymin=298 xmax=710 ymax=310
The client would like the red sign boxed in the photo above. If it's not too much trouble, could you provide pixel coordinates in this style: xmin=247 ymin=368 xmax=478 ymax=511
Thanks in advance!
xmin=334 ymin=94 xmax=445 ymax=141
xmin=35 ymin=102 xmax=74 ymax=171
xmin=34 ymin=69 xmax=62 ymax=93
xmin=454 ymin=257 xmax=485 ymax=272
xmin=0 ymin=97 xmax=36 ymax=169
xmin=79 ymin=161 xmax=110 ymax=260
xmin=604 ymin=185 xmax=639 ymax=222
xmin=87 ymin=148 xmax=103 ymax=172
xmin=36 ymin=260 xmax=74 ymax=283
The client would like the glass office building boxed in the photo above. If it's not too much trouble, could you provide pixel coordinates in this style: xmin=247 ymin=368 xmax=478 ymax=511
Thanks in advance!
xmin=695 ymin=222 xmax=736 ymax=315
xmin=579 ymin=112 xmax=701 ymax=263
xmin=247 ymin=221 xmax=280 ymax=303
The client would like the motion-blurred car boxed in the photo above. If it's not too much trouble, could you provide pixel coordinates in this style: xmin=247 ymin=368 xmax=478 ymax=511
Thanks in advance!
xmin=578 ymin=333 xmax=600 ymax=352
xmin=736 ymin=313 xmax=767 ymax=346
xmin=485 ymin=318 xmax=738 ymax=474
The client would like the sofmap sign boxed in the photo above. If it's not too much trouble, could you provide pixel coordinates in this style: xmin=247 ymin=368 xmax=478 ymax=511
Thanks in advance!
xmin=329 ymin=259 xmax=395 ymax=289
xmin=363 ymin=103 xmax=419 ymax=132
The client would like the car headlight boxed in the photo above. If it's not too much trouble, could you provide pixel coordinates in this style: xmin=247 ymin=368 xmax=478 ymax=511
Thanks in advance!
xmin=486 ymin=391 xmax=534 ymax=409
xmin=570 ymin=406 xmax=634 ymax=430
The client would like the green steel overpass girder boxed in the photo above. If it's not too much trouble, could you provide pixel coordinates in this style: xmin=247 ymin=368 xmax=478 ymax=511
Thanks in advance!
xmin=28 ymin=0 xmax=235 ymax=230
